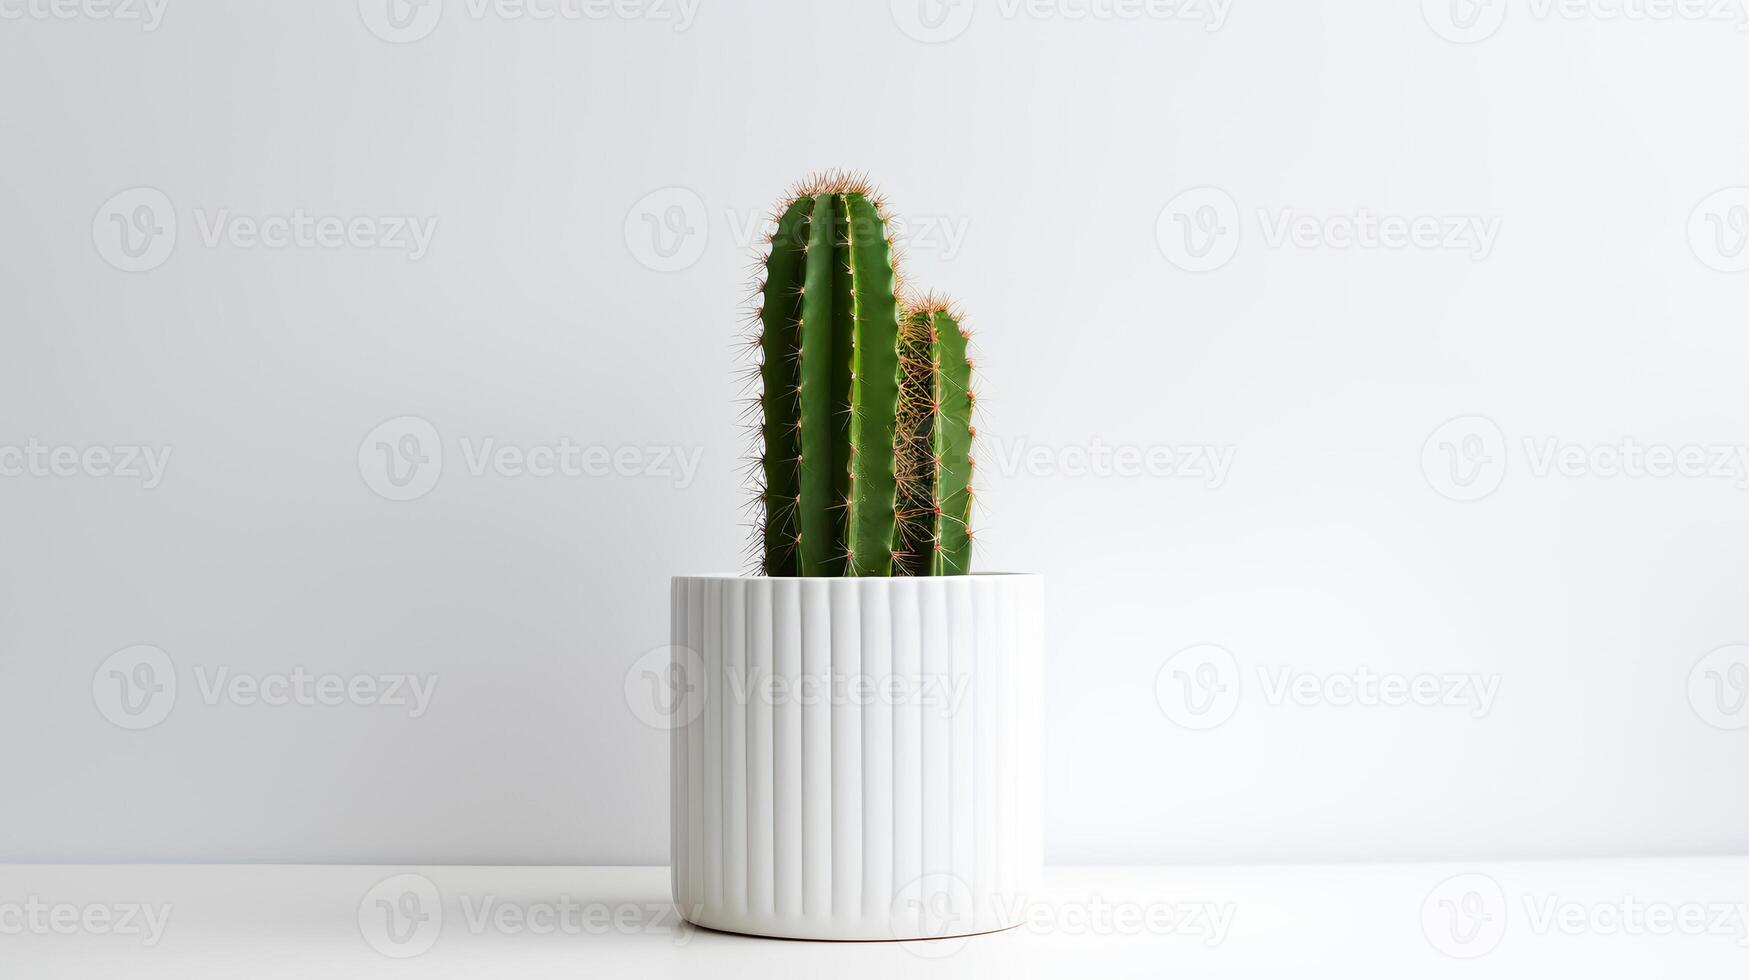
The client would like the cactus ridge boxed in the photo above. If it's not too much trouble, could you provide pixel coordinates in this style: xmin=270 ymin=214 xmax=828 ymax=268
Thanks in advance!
xmin=749 ymin=173 xmax=975 ymax=577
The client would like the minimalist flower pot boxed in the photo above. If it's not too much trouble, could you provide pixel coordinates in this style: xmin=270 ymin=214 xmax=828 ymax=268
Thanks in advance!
xmin=669 ymin=573 xmax=1042 ymax=941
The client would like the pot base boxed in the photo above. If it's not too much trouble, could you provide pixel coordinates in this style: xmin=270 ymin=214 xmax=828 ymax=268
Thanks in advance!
xmin=678 ymin=908 xmax=1026 ymax=943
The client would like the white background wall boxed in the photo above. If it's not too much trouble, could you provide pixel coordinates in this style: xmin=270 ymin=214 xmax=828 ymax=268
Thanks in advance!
xmin=3 ymin=0 xmax=1747 ymax=865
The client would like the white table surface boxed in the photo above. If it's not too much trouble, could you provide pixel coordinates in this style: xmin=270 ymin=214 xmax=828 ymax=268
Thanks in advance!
xmin=3 ymin=859 xmax=1746 ymax=977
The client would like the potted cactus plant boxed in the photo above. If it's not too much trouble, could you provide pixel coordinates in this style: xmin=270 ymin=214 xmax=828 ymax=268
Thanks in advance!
xmin=670 ymin=174 xmax=1042 ymax=942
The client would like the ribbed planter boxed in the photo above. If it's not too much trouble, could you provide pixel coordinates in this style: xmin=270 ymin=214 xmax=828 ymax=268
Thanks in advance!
xmin=669 ymin=573 xmax=1042 ymax=941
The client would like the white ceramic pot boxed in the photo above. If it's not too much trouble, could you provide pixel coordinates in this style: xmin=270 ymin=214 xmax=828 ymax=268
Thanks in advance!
xmin=669 ymin=573 xmax=1042 ymax=941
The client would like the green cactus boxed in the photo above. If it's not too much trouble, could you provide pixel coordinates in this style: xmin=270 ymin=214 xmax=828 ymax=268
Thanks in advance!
xmin=752 ymin=173 xmax=975 ymax=577
xmin=895 ymin=297 xmax=975 ymax=576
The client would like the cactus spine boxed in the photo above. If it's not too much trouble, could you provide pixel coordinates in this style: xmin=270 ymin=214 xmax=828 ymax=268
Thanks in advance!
xmin=753 ymin=174 xmax=974 ymax=577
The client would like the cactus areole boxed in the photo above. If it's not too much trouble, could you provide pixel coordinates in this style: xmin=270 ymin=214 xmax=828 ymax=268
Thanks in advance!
xmin=751 ymin=173 xmax=976 ymax=577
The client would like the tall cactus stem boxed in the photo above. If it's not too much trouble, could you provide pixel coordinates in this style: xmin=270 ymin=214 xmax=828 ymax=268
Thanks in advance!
xmin=843 ymin=194 xmax=902 ymax=576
